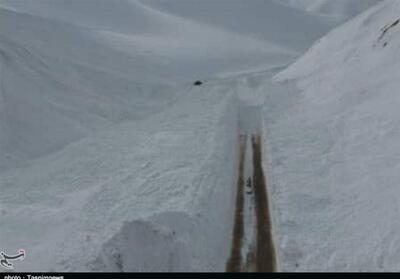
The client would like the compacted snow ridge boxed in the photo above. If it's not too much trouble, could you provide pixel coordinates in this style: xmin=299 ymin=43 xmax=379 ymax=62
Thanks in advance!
xmin=0 ymin=0 xmax=392 ymax=272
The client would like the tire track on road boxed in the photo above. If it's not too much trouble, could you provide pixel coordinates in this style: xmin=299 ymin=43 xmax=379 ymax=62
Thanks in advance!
xmin=226 ymin=134 xmax=247 ymax=272
xmin=252 ymin=134 xmax=277 ymax=272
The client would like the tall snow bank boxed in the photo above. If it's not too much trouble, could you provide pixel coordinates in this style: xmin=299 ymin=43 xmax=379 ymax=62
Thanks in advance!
xmin=93 ymin=86 xmax=240 ymax=272
xmin=266 ymin=0 xmax=400 ymax=271
xmin=0 ymin=80 xmax=241 ymax=272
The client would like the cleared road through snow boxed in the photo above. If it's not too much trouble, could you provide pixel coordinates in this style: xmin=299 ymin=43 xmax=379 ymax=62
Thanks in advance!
xmin=226 ymin=131 xmax=277 ymax=272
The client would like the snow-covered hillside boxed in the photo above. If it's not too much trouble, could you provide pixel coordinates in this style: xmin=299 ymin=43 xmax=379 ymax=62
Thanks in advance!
xmin=141 ymin=0 xmax=338 ymax=52
xmin=279 ymin=0 xmax=382 ymax=19
xmin=0 ymin=0 xmax=301 ymax=170
xmin=0 ymin=0 xmax=388 ymax=272
xmin=265 ymin=0 xmax=400 ymax=271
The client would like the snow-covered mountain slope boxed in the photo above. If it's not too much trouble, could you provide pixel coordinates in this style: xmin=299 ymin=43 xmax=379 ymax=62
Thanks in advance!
xmin=279 ymin=0 xmax=382 ymax=19
xmin=140 ymin=0 xmax=337 ymax=52
xmin=0 ymin=0 xmax=297 ymax=65
xmin=3 ymin=0 xmax=371 ymax=171
xmin=0 ymin=2 xmax=381 ymax=167
xmin=0 ymin=0 xmax=170 ymax=34
xmin=0 ymin=0 xmax=340 ymax=52
xmin=0 ymin=1 xmax=298 ymax=170
xmin=0 ymin=7 xmax=179 ymax=170
xmin=262 ymin=0 xmax=400 ymax=271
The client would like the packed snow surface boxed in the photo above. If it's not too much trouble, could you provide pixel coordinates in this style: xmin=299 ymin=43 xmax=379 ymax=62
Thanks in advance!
xmin=0 ymin=0 xmax=388 ymax=272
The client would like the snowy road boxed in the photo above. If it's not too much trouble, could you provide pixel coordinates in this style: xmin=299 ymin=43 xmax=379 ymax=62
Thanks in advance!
xmin=227 ymin=105 xmax=277 ymax=272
